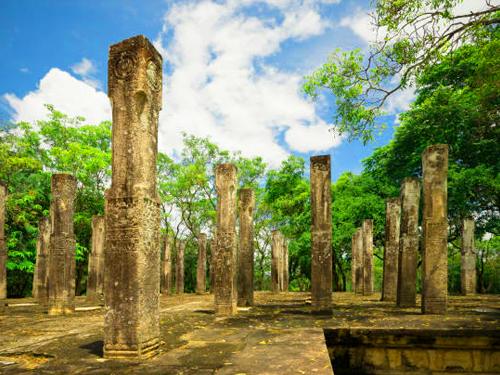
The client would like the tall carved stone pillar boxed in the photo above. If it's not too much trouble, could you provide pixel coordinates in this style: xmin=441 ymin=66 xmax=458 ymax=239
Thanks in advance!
xmin=351 ymin=231 xmax=357 ymax=292
xmin=362 ymin=219 xmax=374 ymax=296
xmin=461 ymin=218 xmax=476 ymax=296
xmin=87 ymin=215 xmax=104 ymax=302
xmin=161 ymin=234 xmax=172 ymax=295
xmin=33 ymin=217 xmax=51 ymax=302
xmin=421 ymin=144 xmax=448 ymax=315
xmin=310 ymin=155 xmax=332 ymax=314
xmin=175 ymin=240 xmax=185 ymax=294
xmin=282 ymin=242 xmax=289 ymax=292
xmin=354 ymin=227 xmax=363 ymax=295
xmin=209 ymin=237 xmax=214 ymax=294
xmin=48 ymin=174 xmax=77 ymax=315
xmin=397 ymin=177 xmax=420 ymax=307
xmin=237 ymin=188 xmax=255 ymax=306
xmin=270 ymin=230 xmax=282 ymax=293
xmin=197 ymin=233 xmax=207 ymax=294
xmin=382 ymin=198 xmax=401 ymax=302
xmin=104 ymin=35 xmax=162 ymax=358
xmin=214 ymin=164 xmax=238 ymax=315
xmin=0 ymin=183 xmax=7 ymax=312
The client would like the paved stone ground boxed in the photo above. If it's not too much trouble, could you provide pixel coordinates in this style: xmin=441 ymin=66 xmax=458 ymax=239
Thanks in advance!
xmin=0 ymin=291 xmax=499 ymax=374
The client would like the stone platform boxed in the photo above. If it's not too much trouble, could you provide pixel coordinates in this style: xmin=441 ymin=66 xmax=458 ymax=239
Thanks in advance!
xmin=0 ymin=292 xmax=499 ymax=374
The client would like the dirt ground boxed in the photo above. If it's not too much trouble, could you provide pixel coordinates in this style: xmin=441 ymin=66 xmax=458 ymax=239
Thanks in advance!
xmin=0 ymin=291 xmax=499 ymax=374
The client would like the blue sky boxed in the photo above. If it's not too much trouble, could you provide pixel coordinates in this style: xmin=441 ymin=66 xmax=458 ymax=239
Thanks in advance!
xmin=0 ymin=0 xmax=416 ymax=179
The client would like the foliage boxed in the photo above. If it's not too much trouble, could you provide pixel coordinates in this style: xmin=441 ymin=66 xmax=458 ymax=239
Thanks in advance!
xmin=303 ymin=0 xmax=500 ymax=143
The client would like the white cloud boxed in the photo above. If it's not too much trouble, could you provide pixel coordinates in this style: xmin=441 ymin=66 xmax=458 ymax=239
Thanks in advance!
xmin=155 ymin=0 xmax=342 ymax=168
xmin=339 ymin=11 xmax=376 ymax=44
xmin=4 ymin=68 xmax=110 ymax=125
xmin=20 ymin=68 xmax=29 ymax=74
xmin=70 ymin=57 xmax=101 ymax=89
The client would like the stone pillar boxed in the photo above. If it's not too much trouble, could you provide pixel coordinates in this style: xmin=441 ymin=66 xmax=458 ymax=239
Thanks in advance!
xmin=397 ymin=177 xmax=421 ymax=308
xmin=351 ymin=231 xmax=357 ymax=292
xmin=209 ymin=238 xmax=214 ymax=294
xmin=310 ymin=155 xmax=332 ymax=314
xmin=382 ymin=198 xmax=401 ymax=302
xmin=87 ymin=215 xmax=105 ymax=302
xmin=33 ymin=217 xmax=51 ymax=302
xmin=362 ymin=219 xmax=374 ymax=296
xmin=0 ymin=183 xmax=7 ymax=312
xmin=237 ymin=188 xmax=255 ymax=306
xmin=282 ymin=242 xmax=289 ymax=292
xmin=161 ymin=234 xmax=172 ymax=295
xmin=421 ymin=144 xmax=448 ymax=315
xmin=175 ymin=240 xmax=185 ymax=294
xmin=213 ymin=164 xmax=238 ymax=315
xmin=48 ymin=174 xmax=77 ymax=315
xmin=354 ymin=227 xmax=363 ymax=295
xmin=461 ymin=218 xmax=476 ymax=296
xmin=197 ymin=233 xmax=207 ymax=294
xmin=104 ymin=35 xmax=162 ymax=359
xmin=270 ymin=230 xmax=282 ymax=293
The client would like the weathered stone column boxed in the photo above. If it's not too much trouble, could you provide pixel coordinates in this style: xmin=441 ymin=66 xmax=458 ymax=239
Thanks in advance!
xmin=214 ymin=164 xmax=238 ymax=315
xmin=33 ymin=217 xmax=51 ymax=302
xmin=209 ymin=238 xmax=214 ymax=294
xmin=270 ymin=230 xmax=282 ymax=293
xmin=0 ymin=183 xmax=7 ymax=312
xmin=48 ymin=174 xmax=77 ymax=315
xmin=382 ymin=198 xmax=401 ymax=302
xmin=421 ymin=144 xmax=448 ymax=315
xmin=197 ymin=233 xmax=207 ymax=294
xmin=87 ymin=215 xmax=105 ymax=302
xmin=310 ymin=155 xmax=332 ymax=314
xmin=461 ymin=218 xmax=476 ymax=296
xmin=354 ymin=227 xmax=364 ymax=295
xmin=282 ymin=242 xmax=289 ymax=292
xmin=104 ymin=35 xmax=162 ymax=358
xmin=351 ymin=231 xmax=357 ymax=292
xmin=397 ymin=177 xmax=421 ymax=307
xmin=237 ymin=188 xmax=255 ymax=306
xmin=175 ymin=240 xmax=185 ymax=294
xmin=362 ymin=219 xmax=374 ymax=296
xmin=161 ymin=234 xmax=172 ymax=295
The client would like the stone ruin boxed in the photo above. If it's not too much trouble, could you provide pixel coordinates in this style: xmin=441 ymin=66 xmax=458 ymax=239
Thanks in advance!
xmin=310 ymin=155 xmax=332 ymax=314
xmin=381 ymin=198 xmax=400 ymax=302
xmin=196 ymin=233 xmax=207 ymax=294
xmin=461 ymin=218 xmax=476 ymax=295
xmin=0 ymin=182 xmax=7 ymax=313
xmin=104 ymin=35 xmax=162 ymax=358
xmin=161 ymin=234 xmax=172 ymax=295
xmin=33 ymin=217 xmax=51 ymax=303
xmin=175 ymin=240 xmax=185 ymax=294
xmin=213 ymin=163 xmax=238 ymax=315
xmin=86 ymin=215 xmax=104 ymax=302
xmin=270 ymin=229 xmax=284 ymax=293
xmin=237 ymin=188 xmax=255 ymax=306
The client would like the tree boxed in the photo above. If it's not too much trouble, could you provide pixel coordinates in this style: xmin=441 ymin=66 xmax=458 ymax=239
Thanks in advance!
xmin=303 ymin=0 xmax=500 ymax=143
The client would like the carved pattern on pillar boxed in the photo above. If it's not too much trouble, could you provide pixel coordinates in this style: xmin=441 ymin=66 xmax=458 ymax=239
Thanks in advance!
xmin=104 ymin=35 xmax=162 ymax=359
xmin=310 ymin=155 xmax=332 ymax=314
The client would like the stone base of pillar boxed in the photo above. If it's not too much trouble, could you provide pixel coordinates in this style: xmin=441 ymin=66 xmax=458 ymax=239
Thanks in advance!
xmin=422 ymin=297 xmax=447 ymax=315
xmin=48 ymin=302 xmax=75 ymax=315
xmin=215 ymin=302 xmax=237 ymax=315
xmin=312 ymin=299 xmax=332 ymax=315
xmin=104 ymin=337 xmax=160 ymax=359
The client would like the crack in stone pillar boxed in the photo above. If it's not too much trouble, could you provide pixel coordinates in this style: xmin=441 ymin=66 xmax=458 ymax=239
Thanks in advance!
xmin=33 ymin=217 xmax=51 ymax=305
xmin=104 ymin=35 xmax=162 ymax=359
xmin=397 ymin=177 xmax=421 ymax=308
xmin=461 ymin=218 xmax=476 ymax=296
xmin=238 ymin=188 xmax=255 ymax=306
xmin=382 ymin=198 xmax=401 ymax=302
xmin=310 ymin=155 xmax=332 ymax=314
xmin=87 ymin=215 xmax=104 ymax=303
xmin=161 ymin=234 xmax=172 ymax=295
xmin=362 ymin=219 xmax=374 ymax=296
xmin=197 ymin=233 xmax=207 ymax=294
xmin=421 ymin=144 xmax=448 ymax=315
xmin=0 ymin=182 xmax=7 ymax=313
xmin=48 ymin=174 xmax=77 ymax=315
xmin=214 ymin=164 xmax=238 ymax=315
